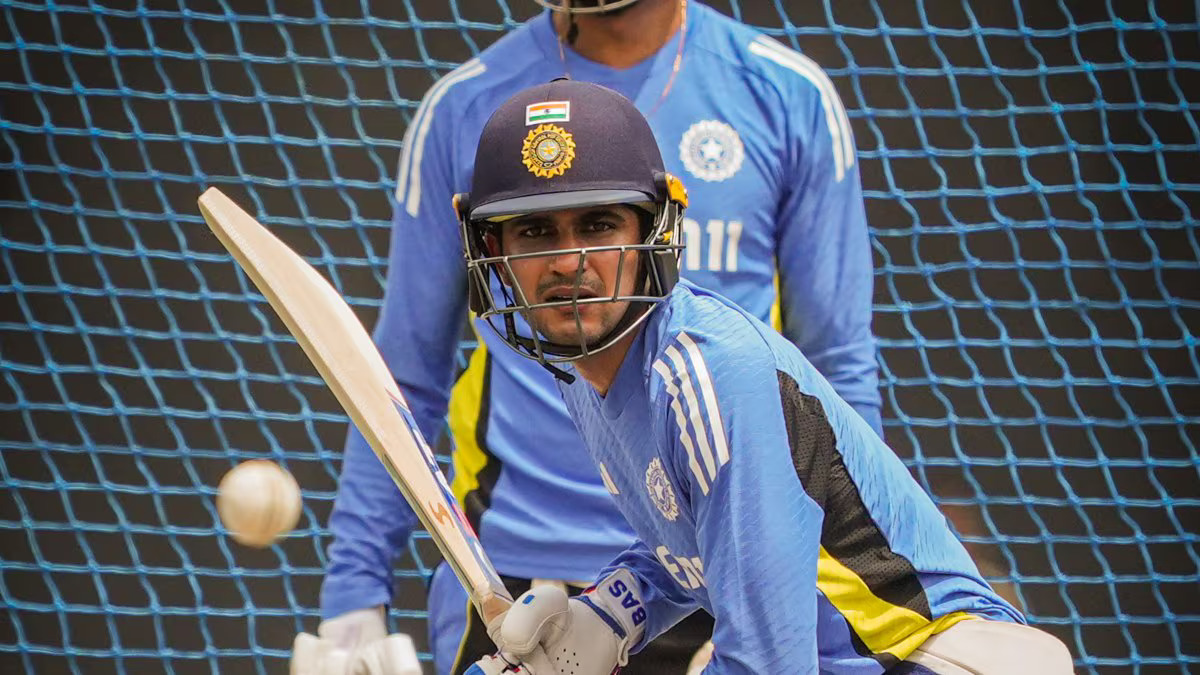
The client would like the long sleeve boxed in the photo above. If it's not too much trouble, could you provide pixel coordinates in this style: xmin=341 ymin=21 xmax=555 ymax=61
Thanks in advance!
xmin=595 ymin=539 xmax=701 ymax=653
xmin=654 ymin=328 xmax=827 ymax=673
xmin=773 ymin=53 xmax=882 ymax=435
xmin=563 ymin=286 xmax=1018 ymax=671
xmin=320 ymin=81 xmax=471 ymax=620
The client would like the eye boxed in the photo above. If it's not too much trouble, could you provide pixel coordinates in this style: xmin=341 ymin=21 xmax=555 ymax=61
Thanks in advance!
xmin=581 ymin=219 xmax=617 ymax=233
xmin=516 ymin=224 xmax=549 ymax=238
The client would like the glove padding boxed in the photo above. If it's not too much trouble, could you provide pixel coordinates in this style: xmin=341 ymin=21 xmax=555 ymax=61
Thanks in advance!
xmin=467 ymin=569 xmax=647 ymax=675
xmin=291 ymin=606 xmax=421 ymax=675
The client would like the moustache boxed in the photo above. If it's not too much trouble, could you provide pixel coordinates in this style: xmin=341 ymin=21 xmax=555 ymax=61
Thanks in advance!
xmin=535 ymin=274 xmax=606 ymax=300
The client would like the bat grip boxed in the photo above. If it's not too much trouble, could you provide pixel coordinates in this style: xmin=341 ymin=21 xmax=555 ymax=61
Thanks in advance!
xmin=478 ymin=590 xmax=514 ymax=626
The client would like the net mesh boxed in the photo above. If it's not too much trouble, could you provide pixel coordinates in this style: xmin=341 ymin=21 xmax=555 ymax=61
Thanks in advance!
xmin=1 ymin=1 xmax=1196 ymax=673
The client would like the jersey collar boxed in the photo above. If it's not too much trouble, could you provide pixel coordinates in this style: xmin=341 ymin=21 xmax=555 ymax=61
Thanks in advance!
xmin=595 ymin=322 xmax=650 ymax=421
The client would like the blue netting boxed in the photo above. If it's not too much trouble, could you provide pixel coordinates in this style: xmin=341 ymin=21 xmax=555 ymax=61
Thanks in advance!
xmin=1 ymin=1 xmax=1196 ymax=673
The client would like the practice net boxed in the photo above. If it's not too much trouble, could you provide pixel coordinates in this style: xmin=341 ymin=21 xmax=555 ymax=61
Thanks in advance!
xmin=1 ymin=1 xmax=1196 ymax=673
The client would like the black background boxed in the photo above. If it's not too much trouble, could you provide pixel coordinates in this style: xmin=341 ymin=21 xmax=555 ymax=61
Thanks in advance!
xmin=1 ymin=1 xmax=1197 ymax=673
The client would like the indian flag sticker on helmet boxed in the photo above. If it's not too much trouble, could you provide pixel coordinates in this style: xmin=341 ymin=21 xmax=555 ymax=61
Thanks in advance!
xmin=525 ymin=101 xmax=570 ymax=125
xmin=522 ymin=124 xmax=576 ymax=178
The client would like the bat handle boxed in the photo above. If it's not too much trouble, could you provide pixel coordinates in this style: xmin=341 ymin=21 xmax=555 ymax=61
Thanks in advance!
xmin=478 ymin=590 xmax=515 ymax=627
xmin=478 ymin=590 xmax=560 ymax=675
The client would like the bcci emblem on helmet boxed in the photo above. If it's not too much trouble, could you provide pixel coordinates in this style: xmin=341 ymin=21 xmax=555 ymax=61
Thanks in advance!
xmin=523 ymin=124 xmax=576 ymax=178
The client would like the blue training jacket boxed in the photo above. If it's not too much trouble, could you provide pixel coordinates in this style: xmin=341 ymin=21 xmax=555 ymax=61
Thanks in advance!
xmin=565 ymin=280 xmax=1022 ymax=673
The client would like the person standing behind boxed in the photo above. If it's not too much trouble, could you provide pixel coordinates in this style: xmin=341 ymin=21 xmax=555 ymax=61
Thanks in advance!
xmin=292 ymin=1 xmax=879 ymax=673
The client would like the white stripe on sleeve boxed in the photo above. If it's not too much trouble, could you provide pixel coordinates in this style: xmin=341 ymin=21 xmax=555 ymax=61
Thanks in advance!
xmin=677 ymin=333 xmax=730 ymax=466
xmin=663 ymin=344 xmax=719 ymax=480
xmin=395 ymin=59 xmax=487 ymax=215
xmin=748 ymin=37 xmax=855 ymax=182
xmin=598 ymin=462 xmax=620 ymax=495
xmin=654 ymin=334 xmax=731 ymax=489
xmin=652 ymin=359 xmax=711 ymax=495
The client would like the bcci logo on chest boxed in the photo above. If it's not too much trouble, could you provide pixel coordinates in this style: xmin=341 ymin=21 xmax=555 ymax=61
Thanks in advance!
xmin=679 ymin=119 xmax=744 ymax=183
xmin=645 ymin=457 xmax=679 ymax=522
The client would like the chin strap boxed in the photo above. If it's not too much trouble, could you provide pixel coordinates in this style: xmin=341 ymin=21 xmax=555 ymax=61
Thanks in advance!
xmin=541 ymin=361 xmax=577 ymax=384
xmin=503 ymin=312 xmax=578 ymax=384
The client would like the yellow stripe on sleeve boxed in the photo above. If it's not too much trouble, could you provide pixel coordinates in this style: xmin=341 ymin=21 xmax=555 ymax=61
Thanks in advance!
xmin=817 ymin=546 xmax=978 ymax=661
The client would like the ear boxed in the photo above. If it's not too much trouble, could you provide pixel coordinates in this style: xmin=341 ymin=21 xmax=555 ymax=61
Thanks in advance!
xmin=484 ymin=232 xmax=513 ymax=286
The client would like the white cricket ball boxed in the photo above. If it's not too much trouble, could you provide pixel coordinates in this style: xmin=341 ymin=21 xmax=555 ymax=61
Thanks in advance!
xmin=216 ymin=459 xmax=302 ymax=548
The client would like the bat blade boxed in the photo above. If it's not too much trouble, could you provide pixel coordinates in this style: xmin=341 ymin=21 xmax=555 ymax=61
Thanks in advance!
xmin=197 ymin=187 xmax=511 ymax=623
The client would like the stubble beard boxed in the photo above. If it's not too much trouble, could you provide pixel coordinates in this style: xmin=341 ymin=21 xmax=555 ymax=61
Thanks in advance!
xmin=529 ymin=299 xmax=629 ymax=351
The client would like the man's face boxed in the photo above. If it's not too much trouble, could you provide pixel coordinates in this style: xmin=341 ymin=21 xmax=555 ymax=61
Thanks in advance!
xmin=498 ymin=204 xmax=644 ymax=349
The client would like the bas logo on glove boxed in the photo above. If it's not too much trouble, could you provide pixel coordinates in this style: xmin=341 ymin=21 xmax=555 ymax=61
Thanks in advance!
xmin=601 ymin=577 xmax=646 ymax=628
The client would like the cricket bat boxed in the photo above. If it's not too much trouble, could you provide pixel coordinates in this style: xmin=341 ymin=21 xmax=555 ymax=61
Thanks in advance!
xmin=197 ymin=187 xmax=512 ymax=624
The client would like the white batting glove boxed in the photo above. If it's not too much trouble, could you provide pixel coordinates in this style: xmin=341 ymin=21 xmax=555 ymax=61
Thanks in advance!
xmin=465 ymin=568 xmax=648 ymax=675
xmin=290 ymin=606 xmax=421 ymax=675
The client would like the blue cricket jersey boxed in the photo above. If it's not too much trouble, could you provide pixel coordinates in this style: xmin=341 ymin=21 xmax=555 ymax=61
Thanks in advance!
xmin=562 ymin=280 xmax=1023 ymax=673
xmin=322 ymin=4 xmax=881 ymax=619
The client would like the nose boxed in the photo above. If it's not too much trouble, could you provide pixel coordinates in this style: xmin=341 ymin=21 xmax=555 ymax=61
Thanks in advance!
xmin=546 ymin=246 xmax=588 ymax=277
xmin=545 ymin=231 xmax=589 ymax=276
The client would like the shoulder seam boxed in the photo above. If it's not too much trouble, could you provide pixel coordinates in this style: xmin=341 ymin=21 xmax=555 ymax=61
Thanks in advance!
xmin=744 ymin=36 xmax=856 ymax=181
xmin=395 ymin=59 xmax=488 ymax=215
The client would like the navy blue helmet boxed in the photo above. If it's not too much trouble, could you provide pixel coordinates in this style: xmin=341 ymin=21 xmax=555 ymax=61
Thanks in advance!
xmin=455 ymin=79 xmax=688 ymax=366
